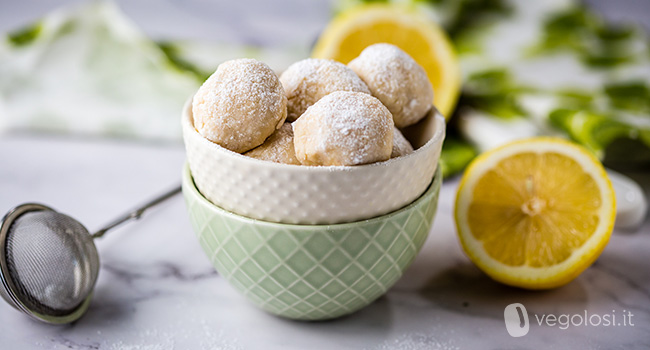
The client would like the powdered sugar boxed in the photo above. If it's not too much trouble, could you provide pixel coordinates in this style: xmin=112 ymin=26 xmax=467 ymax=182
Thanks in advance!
xmin=292 ymin=91 xmax=394 ymax=166
xmin=244 ymin=123 xmax=300 ymax=165
xmin=192 ymin=49 xmax=427 ymax=165
xmin=192 ymin=58 xmax=287 ymax=153
xmin=392 ymin=127 xmax=414 ymax=158
xmin=349 ymin=43 xmax=433 ymax=128
xmin=280 ymin=58 xmax=370 ymax=121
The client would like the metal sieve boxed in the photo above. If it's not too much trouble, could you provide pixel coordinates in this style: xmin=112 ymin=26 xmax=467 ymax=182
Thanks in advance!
xmin=0 ymin=186 xmax=181 ymax=324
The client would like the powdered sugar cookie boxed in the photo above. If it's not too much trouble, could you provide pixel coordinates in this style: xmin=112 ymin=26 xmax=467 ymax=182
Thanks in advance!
xmin=280 ymin=58 xmax=370 ymax=122
xmin=244 ymin=123 xmax=300 ymax=165
xmin=391 ymin=128 xmax=414 ymax=158
xmin=293 ymin=91 xmax=393 ymax=166
xmin=192 ymin=58 xmax=287 ymax=153
xmin=349 ymin=44 xmax=433 ymax=128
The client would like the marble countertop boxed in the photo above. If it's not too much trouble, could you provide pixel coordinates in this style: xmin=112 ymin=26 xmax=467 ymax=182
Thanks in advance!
xmin=0 ymin=134 xmax=648 ymax=349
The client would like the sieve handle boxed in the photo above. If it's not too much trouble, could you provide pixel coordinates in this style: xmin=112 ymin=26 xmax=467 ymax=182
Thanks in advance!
xmin=92 ymin=185 xmax=182 ymax=239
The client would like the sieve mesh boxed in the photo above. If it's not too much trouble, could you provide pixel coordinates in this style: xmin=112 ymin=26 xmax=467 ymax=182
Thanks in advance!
xmin=5 ymin=211 xmax=99 ymax=316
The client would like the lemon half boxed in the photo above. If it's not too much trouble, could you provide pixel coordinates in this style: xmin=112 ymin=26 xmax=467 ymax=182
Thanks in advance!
xmin=312 ymin=4 xmax=461 ymax=119
xmin=455 ymin=138 xmax=616 ymax=289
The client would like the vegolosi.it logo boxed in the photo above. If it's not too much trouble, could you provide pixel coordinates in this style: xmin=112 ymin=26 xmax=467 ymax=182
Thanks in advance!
xmin=504 ymin=303 xmax=635 ymax=337
xmin=504 ymin=303 xmax=530 ymax=337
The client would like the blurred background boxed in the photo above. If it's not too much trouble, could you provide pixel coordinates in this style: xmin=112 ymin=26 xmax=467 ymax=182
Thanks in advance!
xmin=1 ymin=0 xmax=649 ymax=178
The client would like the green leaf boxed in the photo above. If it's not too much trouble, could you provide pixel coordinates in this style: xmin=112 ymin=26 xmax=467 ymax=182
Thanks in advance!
xmin=583 ymin=53 xmax=633 ymax=68
xmin=461 ymin=69 xmax=529 ymax=118
xmin=596 ymin=25 xmax=634 ymax=42
xmin=8 ymin=22 xmax=43 ymax=47
xmin=549 ymin=108 xmax=639 ymax=158
xmin=466 ymin=69 xmax=512 ymax=92
xmin=461 ymin=94 xmax=527 ymax=119
xmin=440 ymin=137 xmax=478 ymax=177
xmin=156 ymin=41 xmax=210 ymax=82
xmin=604 ymin=81 xmax=650 ymax=113
xmin=445 ymin=0 xmax=513 ymax=40
xmin=603 ymin=137 xmax=650 ymax=170
xmin=531 ymin=6 xmax=641 ymax=69
xmin=555 ymin=89 xmax=594 ymax=109
xmin=536 ymin=7 xmax=594 ymax=53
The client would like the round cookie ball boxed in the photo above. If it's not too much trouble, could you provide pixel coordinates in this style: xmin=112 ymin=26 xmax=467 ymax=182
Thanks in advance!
xmin=280 ymin=58 xmax=370 ymax=122
xmin=348 ymin=43 xmax=433 ymax=128
xmin=391 ymin=127 xmax=414 ymax=158
xmin=192 ymin=58 xmax=287 ymax=153
xmin=244 ymin=123 xmax=300 ymax=165
xmin=293 ymin=91 xmax=394 ymax=166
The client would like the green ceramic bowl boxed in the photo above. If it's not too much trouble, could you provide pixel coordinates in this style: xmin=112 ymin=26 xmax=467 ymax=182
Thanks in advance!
xmin=182 ymin=163 xmax=441 ymax=320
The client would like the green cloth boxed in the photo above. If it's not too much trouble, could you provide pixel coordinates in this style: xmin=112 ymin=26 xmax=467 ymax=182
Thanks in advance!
xmin=0 ymin=2 xmax=305 ymax=141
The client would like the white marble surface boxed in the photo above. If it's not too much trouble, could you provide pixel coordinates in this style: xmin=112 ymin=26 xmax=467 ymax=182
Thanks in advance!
xmin=0 ymin=134 xmax=648 ymax=349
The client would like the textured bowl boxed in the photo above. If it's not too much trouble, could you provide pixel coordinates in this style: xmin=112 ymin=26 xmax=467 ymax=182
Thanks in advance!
xmin=182 ymin=97 xmax=445 ymax=225
xmin=182 ymin=163 xmax=442 ymax=320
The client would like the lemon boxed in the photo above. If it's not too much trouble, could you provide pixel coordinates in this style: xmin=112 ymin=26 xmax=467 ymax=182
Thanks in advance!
xmin=454 ymin=137 xmax=616 ymax=289
xmin=312 ymin=4 xmax=461 ymax=119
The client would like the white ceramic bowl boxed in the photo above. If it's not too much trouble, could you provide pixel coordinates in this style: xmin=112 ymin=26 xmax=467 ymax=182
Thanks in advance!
xmin=182 ymin=98 xmax=445 ymax=224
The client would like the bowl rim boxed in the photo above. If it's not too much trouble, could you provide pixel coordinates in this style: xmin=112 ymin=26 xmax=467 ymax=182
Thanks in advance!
xmin=182 ymin=97 xmax=446 ymax=172
xmin=183 ymin=162 xmax=442 ymax=230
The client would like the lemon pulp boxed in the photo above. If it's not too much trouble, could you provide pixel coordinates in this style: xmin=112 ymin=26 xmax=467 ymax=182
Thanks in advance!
xmin=455 ymin=138 xmax=616 ymax=289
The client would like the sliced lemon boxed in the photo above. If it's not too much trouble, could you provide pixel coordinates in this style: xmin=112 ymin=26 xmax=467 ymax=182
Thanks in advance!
xmin=312 ymin=4 xmax=461 ymax=119
xmin=455 ymin=137 xmax=616 ymax=289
